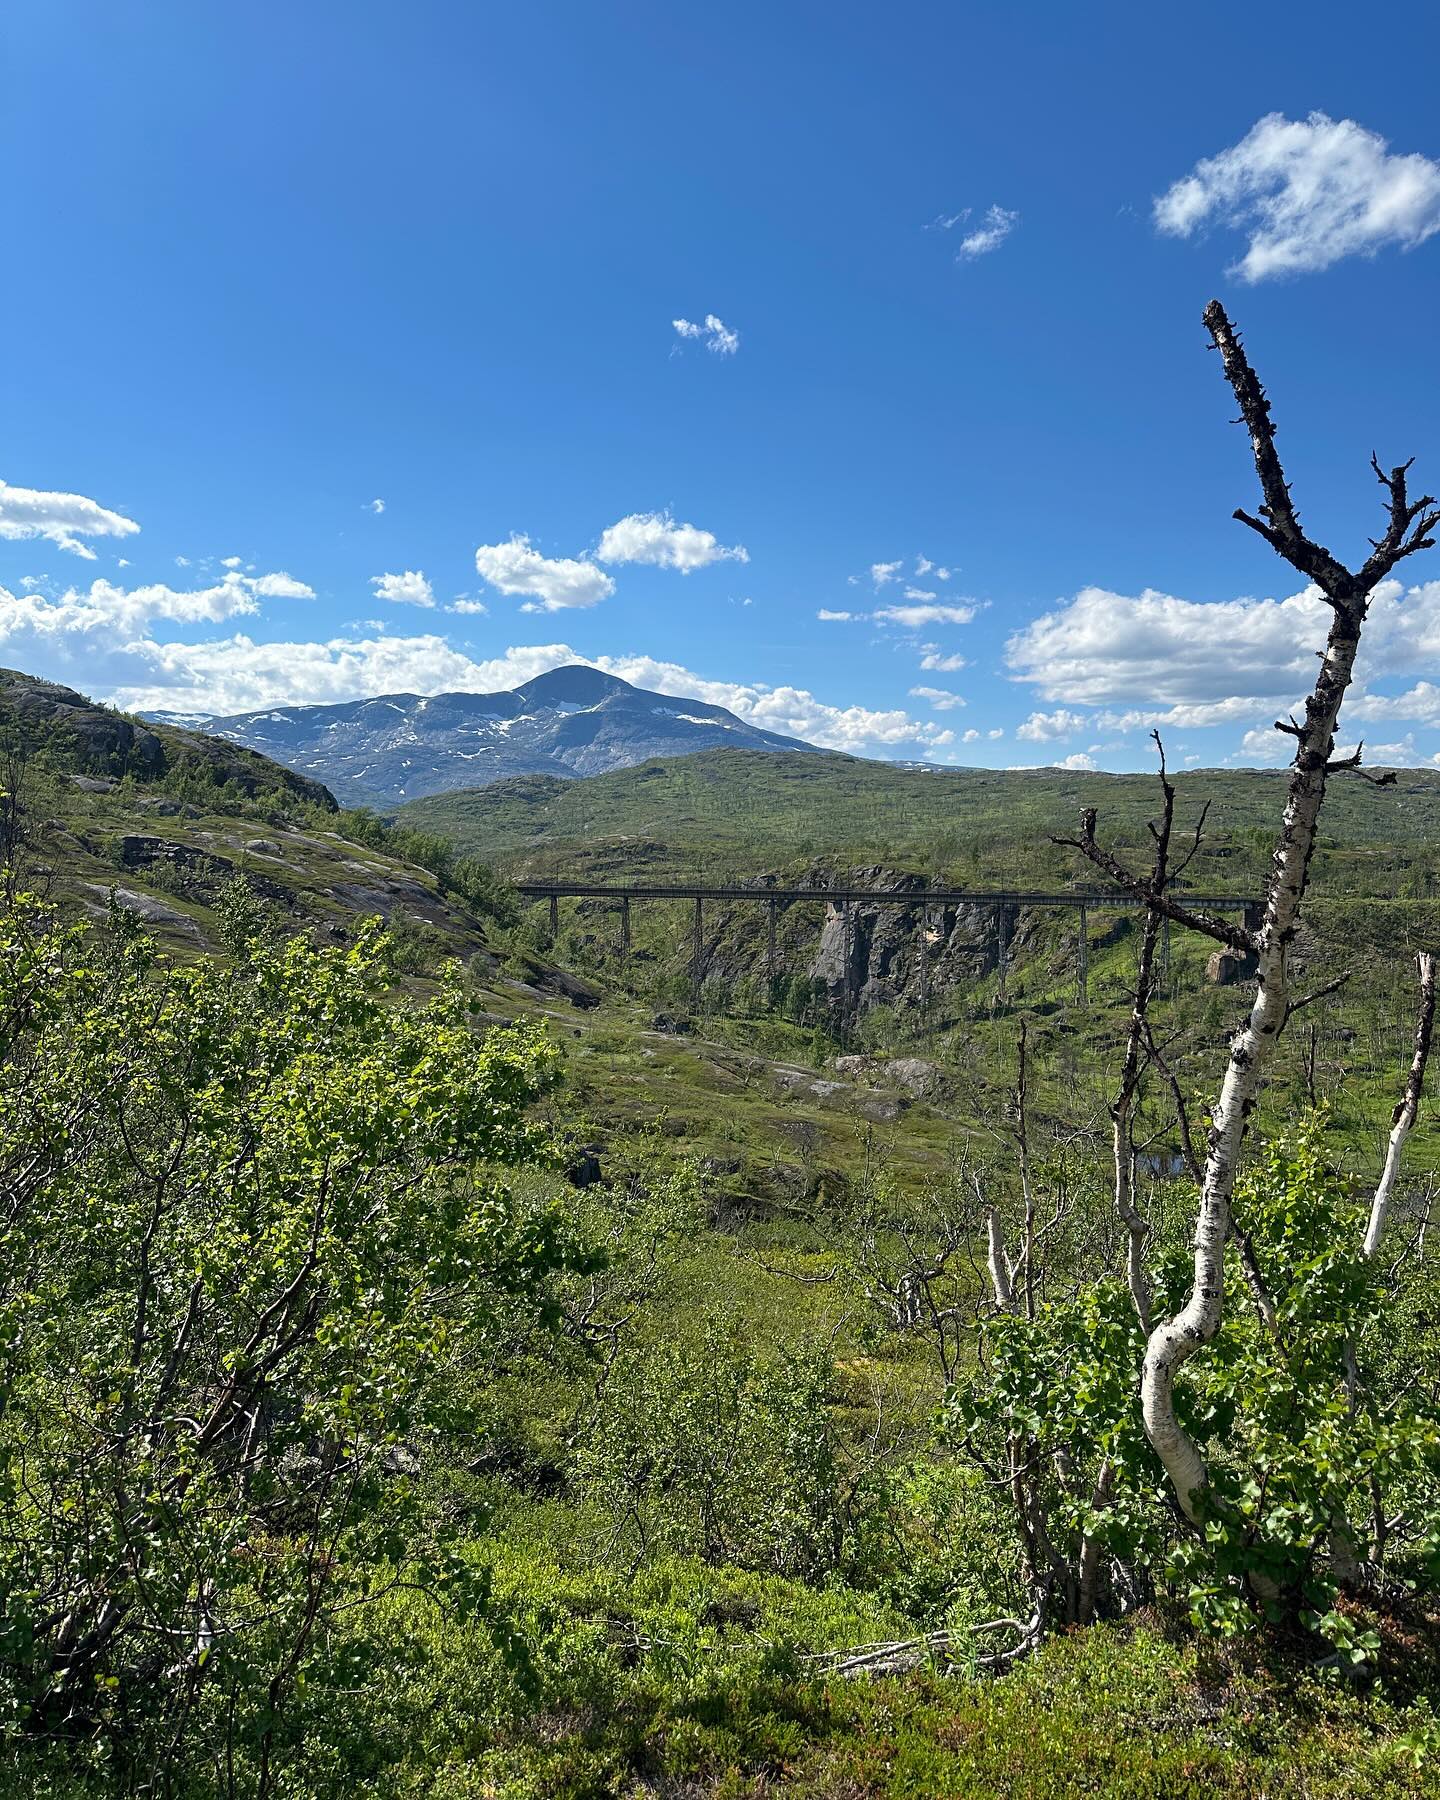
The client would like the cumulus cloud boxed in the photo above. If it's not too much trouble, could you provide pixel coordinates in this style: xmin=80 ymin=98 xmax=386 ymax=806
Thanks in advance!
xmin=1006 ymin=584 xmax=1332 ymax=706
xmin=874 ymin=601 xmax=977 ymax=629
xmin=370 ymin=569 xmax=436 ymax=608
xmin=1055 ymin=751 xmax=1097 ymax=771
xmin=672 ymin=313 xmax=740 ymax=355
xmin=0 ymin=479 xmax=141 ymax=559
xmin=366 ymin=498 xmax=386 ymax=514
xmin=919 ymin=649 xmax=967 ymax=672
xmin=1016 ymin=708 xmax=1091 ymax=742
xmin=474 ymin=534 xmax=615 ymax=612
xmin=817 ymin=609 xmax=854 ymax=621
xmin=1007 ymin=580 xmax=1440 ymax=719
xmin=957 ymin=205 xmax=1019 ymax=259
xmin=596 ymin=511 xmax=748 ymax=573
xmin=909 ymin=685 xmax=965 ymax=711
xmin=587 ymin=652 xmax=955 ymax=755
xmin=0 ymin=575 xmax=264 ymax=643
xmin=870 ymin=560 xmax=903 ymax=588
xmin=1155 ymin=112 xmax=1440 ymax=280
xmin=246 ymin=571 xmax=315 ymax=599
xmin=903 ymin=585 xmax=936 ymax=601
xmin=1005 ymin=577 xmax=1440 ymax=762
xmin=447 ymin=597 xmax=489 ymax=616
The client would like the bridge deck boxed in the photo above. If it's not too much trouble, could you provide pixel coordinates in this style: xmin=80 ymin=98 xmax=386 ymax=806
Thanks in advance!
xmin=515 ymin=881 xmax=1258 ymax=910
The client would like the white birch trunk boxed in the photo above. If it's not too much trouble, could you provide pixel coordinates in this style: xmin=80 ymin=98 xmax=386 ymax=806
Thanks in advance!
xmin=1363 ymin=951 xmax=1437 ymax=1259
xmin=1141 ymin=619 xmax=1362 ymax=1520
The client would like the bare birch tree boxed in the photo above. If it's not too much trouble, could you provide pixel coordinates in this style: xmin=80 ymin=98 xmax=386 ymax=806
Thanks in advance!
xmin=1070 ymin=299 xmax=1439 ymax=1523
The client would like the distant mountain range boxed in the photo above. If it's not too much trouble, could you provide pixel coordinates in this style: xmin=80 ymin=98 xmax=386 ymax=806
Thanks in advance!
xmin=158 ymin=665 xmax=818 ymax=807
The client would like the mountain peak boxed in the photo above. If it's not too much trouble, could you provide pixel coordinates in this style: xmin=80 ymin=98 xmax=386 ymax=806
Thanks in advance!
xmin=512 ymin=665 xmax=630 ymax=708
xmin=183 ymin=665 xmax=820 ymax=806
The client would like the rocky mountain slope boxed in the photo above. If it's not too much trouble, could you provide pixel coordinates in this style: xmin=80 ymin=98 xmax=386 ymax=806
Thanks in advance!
xmin=1 ymin=668 xmax=336 ymax=811
xmin=169 ymin=665 xmax=816 ymax=806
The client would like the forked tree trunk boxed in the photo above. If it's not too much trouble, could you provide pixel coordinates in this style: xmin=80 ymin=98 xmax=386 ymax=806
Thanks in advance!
xmin=1142 ymin=608 xmax=1362 ymax=1518
xmin=1070 ymin=301 xmax=1437 ymax=1526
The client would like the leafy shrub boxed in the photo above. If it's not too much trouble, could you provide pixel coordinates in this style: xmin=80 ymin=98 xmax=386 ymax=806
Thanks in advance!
xmin=0 ymin=895 xmax=584 ymax=1790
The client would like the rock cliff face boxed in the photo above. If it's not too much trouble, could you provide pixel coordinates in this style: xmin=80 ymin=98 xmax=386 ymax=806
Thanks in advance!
xmin=808 ymin=868 xmax=1023 ymax=1008
xmin=685 ymin=867 xmax=1053 ymax=1011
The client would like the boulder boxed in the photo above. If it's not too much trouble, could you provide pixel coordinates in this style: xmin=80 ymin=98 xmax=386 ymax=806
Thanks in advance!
xmin=1206 ymin=948 xmax=1259 ymax=986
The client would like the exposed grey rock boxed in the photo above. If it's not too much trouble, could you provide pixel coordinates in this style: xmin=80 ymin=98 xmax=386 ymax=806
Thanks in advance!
xmin=1206 ymin=948 xmax=1259 ymax=985
xmin=834 ymin=1054 xmax=946 ymax=1098
xmin=79 ymin=882 xmax=204 ymax=939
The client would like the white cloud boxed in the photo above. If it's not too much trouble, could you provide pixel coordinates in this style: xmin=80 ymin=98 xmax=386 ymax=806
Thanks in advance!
xmin=596 ymin=511 xmax=748 ymax=573
xmin=474 ymin=534 xmax=615 ymax=612
xmin=0 ymin=576 xmax=260 ymax=656
xmin=870 ymin=560 xmax=903 ymax=588
xmin=875 ymin=601 xmax=977 ymax=629
xmin=221 ymin=555 xmax=243 ymax=570
xmin=0 ymin=480 xmax=143 ymax=560
xmin=246 ymin=571 xmax=315 ymax=599
xmin=672 ymin=313 xmax=740 ymax=355
xmin=903 ymin=585 xmax=936 ymax=601
xmin=919 ymin=649 xmax=967 ymax=672
xmin=1007 ymin=580 xmax=1440 ymax=717
xmin=1155 ymin=112 xmax=1440 ymax=281
xmin=370 ymin=569 xmax=436 ymax=608
xmin=909 ymin=685 xmax=965 ymax=711
xmin=447 ymin=598 xmax=489 ymax=616
xmin=1016 ymin=708 xmax=1090 ymax=742
xmin=817 ymin=608 xmax=855 ymax=621
xmin=0 ymin=570 xmax=322 ymax=643
xmin=962 ymin=728 xmax=981 ymax=744
xmin=957 ymin=205 xmax=1019 ymax=259
xmin=586 ymin=653 xmax=955 ymax=755
xmin=1055 ymin=751 xmax=1097 ymax=771
xmin=366 ymin=498 xmax=386 ymax=515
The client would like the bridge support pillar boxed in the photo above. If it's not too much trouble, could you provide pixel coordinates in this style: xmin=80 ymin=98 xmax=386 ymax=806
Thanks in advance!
xmin=692 ymin=895 xmax=704 ymax=1003
xmin=620 ymin=895 xmax=630 ymax=956
xmin=767 ymin=898 xmax=778 ymax=989
xmin=996 ymin=904 xmax=1009 ymax=998
xmin=918 ymin=905 xmax=930 ymax=1010
xmin=845 ymin=902 xmax=857 ymax=1016
xmin=1077 ymin=904 xmax=1088 ymax=1006
xmin=548 ymin=893 xmax=559 ymax=935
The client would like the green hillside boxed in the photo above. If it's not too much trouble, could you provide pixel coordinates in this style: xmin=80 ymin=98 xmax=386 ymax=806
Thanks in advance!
xmin=397 ymin=746 xmax=1440 ymax=897
xmin=7 ymin=674 xmax=1440 ymax=1798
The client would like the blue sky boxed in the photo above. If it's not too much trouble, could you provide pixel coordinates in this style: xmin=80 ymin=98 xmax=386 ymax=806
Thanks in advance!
xmin=5 ymin=0 xmax=1440 ymax=770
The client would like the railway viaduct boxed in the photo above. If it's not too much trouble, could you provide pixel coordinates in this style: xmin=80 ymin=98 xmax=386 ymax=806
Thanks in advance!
xmin=515 ymin=880 xmax=1265 ymax=1007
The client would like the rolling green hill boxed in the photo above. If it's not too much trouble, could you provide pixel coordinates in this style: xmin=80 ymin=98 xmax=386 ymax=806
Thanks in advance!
xmin=396 ymin=746 xmax=1440 ymax=898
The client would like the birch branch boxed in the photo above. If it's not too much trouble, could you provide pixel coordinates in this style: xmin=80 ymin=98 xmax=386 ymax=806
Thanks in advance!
xmin=1363 ymin=950 xmax=1438 ymax=1259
